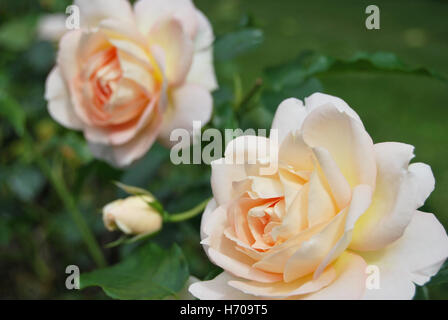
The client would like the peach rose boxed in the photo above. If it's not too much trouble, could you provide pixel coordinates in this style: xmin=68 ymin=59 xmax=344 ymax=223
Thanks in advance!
xmin=45 ymin=0 xmax=217 ymax=167
xmin=189 ymin=93 xmax=448 ymax=300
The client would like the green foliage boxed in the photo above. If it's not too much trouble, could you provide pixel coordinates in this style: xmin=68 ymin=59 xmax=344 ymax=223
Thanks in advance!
xmin=265 ymin=51 xmax=448 ymax=91
xmin=427 ymin=261 xmax=448 ymax=286
xmin=214 ymin=28 xmax=264 ymax=62
xmin=0 ymin=92 xmax=26 ymax=136
xmin=1 ymin=0 xmax=448 ymax=300
xmin=0 ymin=15 xmax=37 ymax=51
xmin=6 ymin=165 xmax=45 ymax=201
xmin=80 ymin=243 xmax=189 ymax=299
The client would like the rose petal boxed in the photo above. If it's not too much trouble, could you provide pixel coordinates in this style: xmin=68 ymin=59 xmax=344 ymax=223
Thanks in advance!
xmin=88 ymin=106 xmax=162 ymax=167
xmin=158 ymin=83 xmax=212 ymax=146
xmin=189 ymin=272 xmax=254 ymax=300
xmin=75 ymin=0 xmax=135 ymax=28
xmin=302 ymin=104 xmax=376 ymax=189
xmin=185 ymin=10 xmax=217 ymax=91
xmin=211 ymin=136 xmax=277 ymax=206
xmin=314 ymin=185 xmax=372 ymax=278
xmin=361 ymin=211 xmax=448 ymax=300
xmin=307 ymin=170 xmax=335 ymax=227
xmin=45 ymin=67 xmax=84 ymax=130
xmin=201 ymin=202 xmax=282 ymax=283
xmin=350 ymin=142 xmax=436 ymax=251
xmin=134 ymin=0 xmax=198 ymax=39
xmin=148 ymin=17 xmax=194 ymax=87
xmin=228 ymin=267 xmax=336 ymax=298
xmin=301 ymin=252 xmax=367 ymax=300
xmin=312 ymin=147 xmax=351 ymax=210
xmin=304 ymin=92 xmax=362 ymax=125
xmin=271 ymin=98 xmax=307 ymax=144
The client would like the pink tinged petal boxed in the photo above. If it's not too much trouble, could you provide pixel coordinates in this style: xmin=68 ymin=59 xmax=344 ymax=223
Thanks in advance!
xmin=307 ymin=170 xmax=336 ymax=227
xmin=211 ymin=158 xmax=247 ymax=206
xmin=200 ymin=203 xmax=281 ymax=283
xmin=350 ymin=142 xmax=435 ymax=251
xmin=62 ymin=31 xmax=112 ymax=126
xmin=253 ymin=220 xmax=328 ymax=274
xmin=228 ymin=267 xmax=336 ymax=298
xmin=301 ymin=252 xmax=367 ymax=300
xmin=304 ymin=92 xmax=362 ymax=125
xmin=207 ymin=247 xmax=282 ymax=283
xmin=88 ymin=107 xmax=162 ymax=167
xmin=45 ymin=67 xmax=84 ymax=130
xmin=283 ymin=185 xmax=374 ymax=283
xmin=361 ymin=211 xmax=448 ymax=300
xmin=278 ymin=167 xmax=304 ymax=210
xmin=57 ymin=30 xmax=82 ymax=83
xmin=189 ymin=272 xmax=254 ymax=300
xmin=211 ymin=135 xmax=277 ymax=206
xmin=158 ymin=83 xmax=212 ymax=146
xmin=134 ymin=0 xmax=198 ymax=39
xmin=116 ymin=51 xmax=156 ymax=95
xmin=148 ymin=17 xmax=194 ymax=86
xmin=302 ymin=104 xmax=376 ymax=190
xmin=271 ymin=183 xmax=309 ymax=241
xmin=312 ymin=147 xmax=351 ymax=210
xmin=249 ymin=176 xmax=283 ymax=199
xmin=74 ymin=0 xmax=135 ymax=28
xmin=271 ymin=98 xmax=307 ymax=144
xmin=313 ymin=185 xmax=373 ymax=279
xmin=83 ymin=94 xmax=157 ymax=146
xmin=224 ymin=227 xmax=264 ymax=260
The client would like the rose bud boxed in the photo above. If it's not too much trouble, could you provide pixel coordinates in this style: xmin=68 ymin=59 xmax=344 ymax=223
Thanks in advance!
xmin=103 ymin=195 xmax=162 ymax=235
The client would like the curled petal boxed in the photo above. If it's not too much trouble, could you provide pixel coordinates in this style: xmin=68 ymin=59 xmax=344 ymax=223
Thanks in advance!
xmin=361 ymin=211 xmax=448 ymax=299
xmin=351 ymin=142 xmax=435 ymax=251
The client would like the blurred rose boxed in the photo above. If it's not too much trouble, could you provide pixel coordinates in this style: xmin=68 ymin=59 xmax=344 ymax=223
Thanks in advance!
xmin=45 ymin=0 xmax=216 ymax=167
xmin=103 ymin=195 xmax=162 ymax=235
xmin=37 ymin=14 xmax=67 ymax=42
xmin=189 ymin=93 xmax=448 ymax=300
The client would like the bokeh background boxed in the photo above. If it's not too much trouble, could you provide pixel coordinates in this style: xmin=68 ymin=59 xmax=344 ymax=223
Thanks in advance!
xmin=0 ymin=0 xmax=447 ymax=299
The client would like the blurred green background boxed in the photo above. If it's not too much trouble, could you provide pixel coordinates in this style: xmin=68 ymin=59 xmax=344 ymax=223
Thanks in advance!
xmin=0 ymin=0 xmax=447 ymax=299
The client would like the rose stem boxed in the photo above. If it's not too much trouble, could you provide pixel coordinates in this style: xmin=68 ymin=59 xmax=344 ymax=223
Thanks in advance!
xmin=164 ymin=198 xmax=211 ymax=223
xmin=23 ymin=130 xmax=107 ymax=268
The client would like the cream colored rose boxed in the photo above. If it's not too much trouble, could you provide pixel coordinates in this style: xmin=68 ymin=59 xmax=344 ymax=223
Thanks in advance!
xmin=103 ymin=195 xmax=162 ymax=235
xmin=189 ymin=93 xmax=448 ymax=300
xmin=45 ymin=0 xmax=217 ymax=167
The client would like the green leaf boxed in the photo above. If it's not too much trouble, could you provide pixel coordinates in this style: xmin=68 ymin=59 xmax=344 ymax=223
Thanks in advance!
xmin=80 ymin=243 xmax=189 ymax=299
xmin=214 ymin=28 xmax=264 ymax=62
xmin=114 ymin=181 xmax=153 ymax=197
xmin=427 ymin=261 xmax=448 ymax=286
xmin=265 ymin=51 xmax=448 ymax=91
xmin=0 ymin=92 xmax=26 ymax=136
xmin=0 ymin=15 xmax=37 ymax=51
xmin=7 ymin=166 xmax=45 ymax=201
